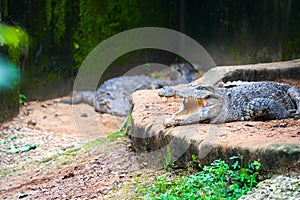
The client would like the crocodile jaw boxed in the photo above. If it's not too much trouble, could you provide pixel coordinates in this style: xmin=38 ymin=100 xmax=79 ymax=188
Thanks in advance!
xmin=162 ymin=97 xmax=206 ymax=127
xmin=159 ymin=91 xmax=207 ymax=114
xmin=181 ymin=98 xmax=206 ymax=114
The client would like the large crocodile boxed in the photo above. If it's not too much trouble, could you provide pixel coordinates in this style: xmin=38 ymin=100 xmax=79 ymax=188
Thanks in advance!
xmin=61 ymin=63 xmax=198 ymax=116
xmin=158 ymin=81 xmax=300 ymax=127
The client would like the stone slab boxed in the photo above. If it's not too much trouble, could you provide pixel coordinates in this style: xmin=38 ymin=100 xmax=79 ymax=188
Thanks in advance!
xmin=197 ymin=59 xmax=300 ymax=85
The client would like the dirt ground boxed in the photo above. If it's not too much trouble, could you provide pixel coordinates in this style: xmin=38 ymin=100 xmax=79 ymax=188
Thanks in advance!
xmin=0 ymin=98 xmax=142 ymax=199
xmin=0 ymin=79 xmax=300 ymax=199
xmin=14 ymin=98 xmax=125 ymax=138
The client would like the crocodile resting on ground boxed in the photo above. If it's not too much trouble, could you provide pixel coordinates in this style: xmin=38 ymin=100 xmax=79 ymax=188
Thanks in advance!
xmin=61 ymin=63 xmax=197 ymax=116
xmin=158 ymin=81 xmax=300 ymax=127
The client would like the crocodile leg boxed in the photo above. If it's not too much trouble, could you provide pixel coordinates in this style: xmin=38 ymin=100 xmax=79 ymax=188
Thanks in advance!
xmin=287 ymin=87 xmax=300 ymax=118
xmin=244 ymin=98 xmax=292 ymax=120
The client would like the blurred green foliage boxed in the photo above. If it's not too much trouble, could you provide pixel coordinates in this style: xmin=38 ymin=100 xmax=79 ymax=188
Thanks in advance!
xmin=0 ymin=24 xmax=29 ymax=65
xmin=73 ymin=0 xmax=140 ymax=66
xmin=0 ymin=24 xmax=28 ymax=48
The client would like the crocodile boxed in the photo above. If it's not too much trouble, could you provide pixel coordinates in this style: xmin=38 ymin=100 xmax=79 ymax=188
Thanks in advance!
xmin=158 ymin=81 xmax=300 ymax=127
xmin=60 ymin=63 xmax=198 ymax=116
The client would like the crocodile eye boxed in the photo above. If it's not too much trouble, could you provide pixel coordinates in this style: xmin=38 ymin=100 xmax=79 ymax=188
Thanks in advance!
xmin=194 ymin=85 xmax=207 ymax=90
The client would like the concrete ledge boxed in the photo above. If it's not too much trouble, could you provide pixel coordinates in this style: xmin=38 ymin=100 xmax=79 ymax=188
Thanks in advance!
xmin=198 ymin=59 xmax=300 ymax=85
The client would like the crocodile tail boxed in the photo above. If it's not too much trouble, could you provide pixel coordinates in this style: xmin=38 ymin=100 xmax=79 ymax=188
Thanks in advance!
xmin=60 ymin=91 xmax=96 ymax=107
xmin=179 ymin=63 xmax=197 ymax=82
xmin=171 ymin=63 xmax=198 ymax=82
xmin=60 ymin=98 xmax=73 ymax=104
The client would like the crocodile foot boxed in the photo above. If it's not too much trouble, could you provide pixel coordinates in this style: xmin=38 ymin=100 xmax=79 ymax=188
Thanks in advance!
xmin=163 ymin=118 xmax=179 ymax=127
xmin=295 ymin=111 xmax=300 ymax=119
xmin=287 ymin=109 xmax=300 ymax=119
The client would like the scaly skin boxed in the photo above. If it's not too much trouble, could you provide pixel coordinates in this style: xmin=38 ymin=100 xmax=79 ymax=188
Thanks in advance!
xmin=60 ymin=63 xmax=197 ymax=116
xmin=158 ymin=81 xmax=300 ymax=127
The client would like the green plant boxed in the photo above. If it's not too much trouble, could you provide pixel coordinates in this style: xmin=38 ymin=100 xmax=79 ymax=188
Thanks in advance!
xmin=118 ymin=113 xmax=131 ymax=133
xmin=137 ymin=157 xmax=261 ymax=200
xmin=163 ymin=146 xmax=175 ymax=171
xmin=144 ymin=62 xmax=151 ymax=69
xmin=19 ymin=94 xmax=26 ymax=104
xmin=187 ymin=154 xmax=200 ymax=173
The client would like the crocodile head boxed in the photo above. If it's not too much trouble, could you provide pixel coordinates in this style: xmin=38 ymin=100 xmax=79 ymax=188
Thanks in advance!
xmin=95 ymin=91 xmax=131 ymax=116
xmin=97 ymin=98 xmax=130 ymax=116
xmin=158 ymin=83 xmax=224 ymax=126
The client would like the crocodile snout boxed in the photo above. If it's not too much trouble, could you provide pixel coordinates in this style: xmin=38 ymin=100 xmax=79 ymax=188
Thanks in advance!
xmin=158 ymin=86 xmax=176 ymax=98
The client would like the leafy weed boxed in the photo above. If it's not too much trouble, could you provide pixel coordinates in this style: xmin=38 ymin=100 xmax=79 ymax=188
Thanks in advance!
xmin=136 ymin=157 xmax=261 ymax=200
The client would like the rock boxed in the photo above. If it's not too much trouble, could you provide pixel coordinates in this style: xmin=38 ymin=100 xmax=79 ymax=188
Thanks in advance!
xmin=62 ymin=172 xmax=75 ymax=180
xmin=245 ymin=123 xmax=254 ymax=127
xmin=239 ymin=175 xmax=300 ymax=200
xmin=80 ymin=113 xmax=88 ymax=117
xmin=279 ymin=122 xmax=288 ymax=127
xmin=17 ymin=191 xmax=28 ymax=199
xmin=27 ymin=119 xmax=37 ymax=127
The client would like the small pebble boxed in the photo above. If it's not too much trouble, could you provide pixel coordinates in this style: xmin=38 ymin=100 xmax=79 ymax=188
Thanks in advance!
xmin=17 ymin=191 xmax=28 ymax=199
xmin=240 ymin=175 xmax=300 ymax=200
xmin=81 ymin=113 xmax=88 ymax=117
xmin=27 ymin=119 xmax=37 ymax=127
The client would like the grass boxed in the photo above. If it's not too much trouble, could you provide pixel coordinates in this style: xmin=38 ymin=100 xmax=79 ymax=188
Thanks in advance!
xmin=134 ymin=156 xmax=261 ymax=200
xmin=107 ymin=131 xmax=126 ymax=140
xmin=38 ymin=138 xmax=107 ymax=164
xmin=108 ymin=113 xmax=131 ymax=141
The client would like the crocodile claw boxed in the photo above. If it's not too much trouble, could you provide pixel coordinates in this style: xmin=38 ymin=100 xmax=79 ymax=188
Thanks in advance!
xmin=295 ymin=111 xmax=300 ymax=119
xmin=288 ymin=109 xmax=300 ymax=118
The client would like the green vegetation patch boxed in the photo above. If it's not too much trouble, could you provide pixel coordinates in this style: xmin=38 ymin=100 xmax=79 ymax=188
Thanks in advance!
xmin=136 ymin=157 xmax=261 ymax=200
xmin=107 ymin=131 xmax=126 ymax=141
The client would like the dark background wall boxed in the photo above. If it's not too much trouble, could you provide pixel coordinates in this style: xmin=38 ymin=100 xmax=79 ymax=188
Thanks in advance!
xmin=184 ymin=0 xmax=300 ymax=64
xmin=1 ymin=0 xmax=300 ymax=101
